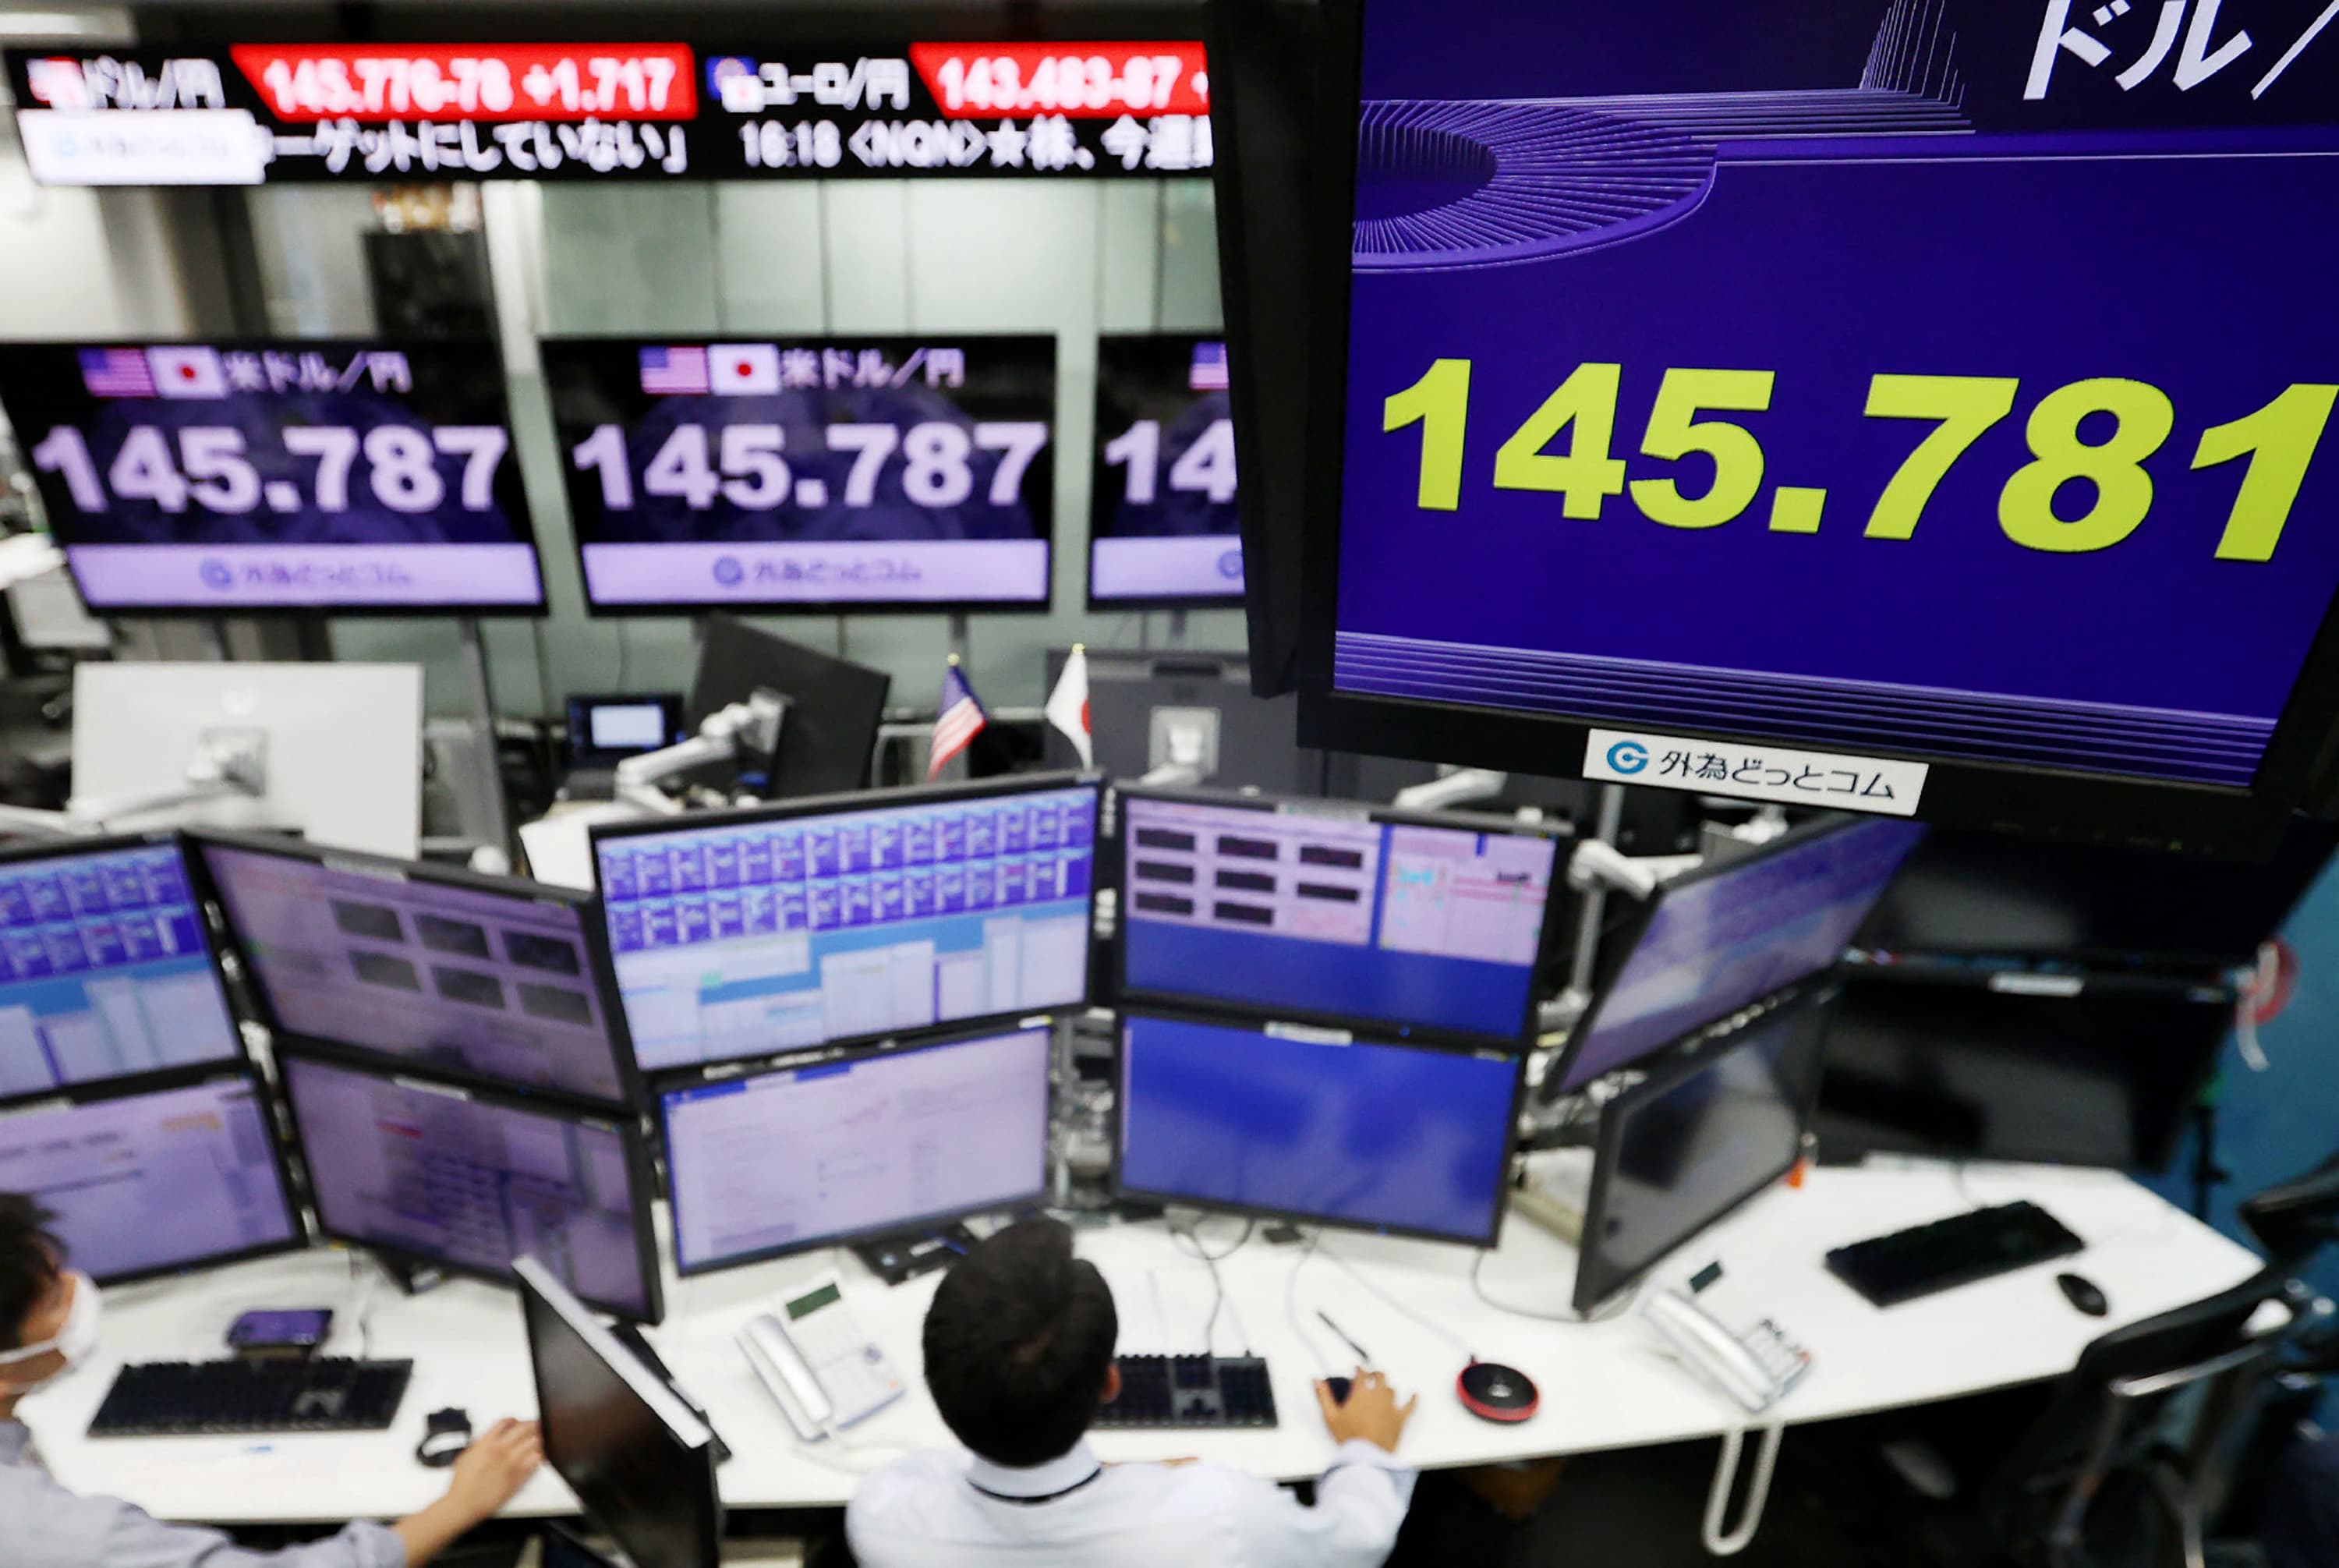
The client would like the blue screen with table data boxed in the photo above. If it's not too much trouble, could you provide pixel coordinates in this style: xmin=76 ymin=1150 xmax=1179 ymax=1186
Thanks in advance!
xmin=0 ymin=842 xmax=240 ymax=1099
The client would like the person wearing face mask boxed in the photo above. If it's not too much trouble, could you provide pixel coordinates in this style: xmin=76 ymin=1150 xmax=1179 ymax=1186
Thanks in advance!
xmin=1 ymin=1193 xmax=544 ymax=1566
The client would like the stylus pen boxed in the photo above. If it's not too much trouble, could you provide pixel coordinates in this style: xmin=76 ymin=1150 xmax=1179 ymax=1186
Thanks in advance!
xmin=1318 ymin=1311 xmax=1374 ymax=1367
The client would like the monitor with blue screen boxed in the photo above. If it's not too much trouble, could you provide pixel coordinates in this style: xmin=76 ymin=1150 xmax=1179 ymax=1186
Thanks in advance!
xmin=662 ymin=1023 xmax=1053 ymax=1275
xmin=0 ymin=835 xmax=241 ymax=1103
xmin=1116 ymin=1011 xmax=1523 ymax=1245
xmin=1548 ymin=817 xmax=1927 ymax=1097
xmin=592 ymin=776 xmax=1098 ymax=1076
xmin=0 ymin=1071 xmax=302 ymax=1283
xmin=280 ymin=1051 xmax=662 ymax=1322
xmin=1116 ymin=789 xmax=1559 ymax=1044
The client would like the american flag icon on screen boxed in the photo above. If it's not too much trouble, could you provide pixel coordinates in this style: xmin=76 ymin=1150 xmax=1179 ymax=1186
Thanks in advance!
xmin=1188 ymin=342 xmax=1230 ymax=392
xmin=639 ymin=345 xmax=711 ymax=396
xmin=80 ymin=348 xmax=156 ymax=398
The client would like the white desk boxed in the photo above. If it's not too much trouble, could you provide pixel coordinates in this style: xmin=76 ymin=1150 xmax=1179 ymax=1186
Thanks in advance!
xmin=17 ymin=1162 xmax=2261 ymax=1526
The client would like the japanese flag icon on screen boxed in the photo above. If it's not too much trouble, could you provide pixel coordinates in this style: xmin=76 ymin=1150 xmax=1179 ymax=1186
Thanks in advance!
xmin=147 ymin=346 xmax=227 ymax=398
xmin=709 ymin=344 xmax=780 ymax=396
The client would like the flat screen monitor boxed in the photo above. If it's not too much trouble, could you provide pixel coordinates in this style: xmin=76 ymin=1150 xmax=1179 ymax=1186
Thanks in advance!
xmin=0 ymin=338 xmax=544 ymax=614
xmin=1813 ymin=970 xmax=2235 ymax=1173
xmin=281 ymin=1053 xmax=661 ymax=1322
xmin=567 ymin=693 xmax=685 ymax=770
xmin=1116 ymin=788 xmax=1559 ymax=1044
xmin=1551 ymin=817 xmax=1926 ymax=1095
xmin=1575 ymin=989 xmax=1831 ymax=1312
xmin=1088 ymin=335 xmax=1245 ymax=606
xmin=661 ymin=1023 xmax=1053 ymax=1275
xmin=0 ymin=835 xmax=241 ymax=1103
xmin=196 ymin=834 xmax=635 ymax=1109
xmin=518 ymin=1258 xmax=721 ymax=1568
xmin=0 ymin=1071 xmax=302 ymax=1283
xmin=1269 ymin=0 xmax=2339 ymax=855
xmin=72 ymin=662 xmax=424 ymax=860
xmin=1040 ymin=649 xmax=1322 ymax=795
xmin=543 ymin=334 xmax=1056 ymax=614
xmin=685 ymin=615 xmax=890 ymax=800
xmin=1116 ymin=1011 xmax=1522 ymax=1245
xmin=593 ymin=776 xmax=1097 ymax=1077
xmin=1854 ymin=817 xmax=2339 ymax=970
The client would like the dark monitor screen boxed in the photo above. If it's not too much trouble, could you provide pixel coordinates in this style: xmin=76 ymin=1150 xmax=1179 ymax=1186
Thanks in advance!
xmin=0 ymin=837 xmax=242 ymax=1103
xmin=662 ymin=1025 xmax=1053 ymax=1274
xmin=281 ymin=1053 xmax=660 ymax=1321
xmin=198 ymin=837 xmax=633 ymax=1107
xmin=1116 ymin=1011 xmax=1522 ymax=1245
xmin=1576 ymin=993 xmax=1830 ymax=1312
xmin=0 ymin=1073 xmax=300 ymax=1283
xmin=1854 ymin=818 xmax=2339 ymax=968
xmin=1813 ymin=972 xmax=2235 ymax=1173
xmin=519 ymin=1259 xmax=720 ymax=1568
xmin=1555 ymin=818 xmax=1926 ymax=1094
xmin=685 ymin=615 xmax=890 ymax=800
xmin=1118 ymin=791 xmax=1559 ymax=1044
xmin=595 ymin=778 xmax=1097 ymax=1077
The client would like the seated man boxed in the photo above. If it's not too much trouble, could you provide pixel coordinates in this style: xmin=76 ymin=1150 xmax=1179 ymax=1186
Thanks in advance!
xmin=1 ymin=1193 xmax=542 ymax=1566
xmin=849 ymin=1217 xmax=1417 ymax=1566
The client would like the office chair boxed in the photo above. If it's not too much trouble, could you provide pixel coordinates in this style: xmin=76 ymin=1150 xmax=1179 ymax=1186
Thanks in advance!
xmin=2238 ymin=1149 xmax=2339 ymax=1269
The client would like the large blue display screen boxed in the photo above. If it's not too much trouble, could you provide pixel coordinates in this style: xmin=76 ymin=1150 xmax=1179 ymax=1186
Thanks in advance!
xmin=1335 ymin=0 xmax=2339 ymax=790
xmin=1116 ymin=1012 xmax=1519 ymax=1243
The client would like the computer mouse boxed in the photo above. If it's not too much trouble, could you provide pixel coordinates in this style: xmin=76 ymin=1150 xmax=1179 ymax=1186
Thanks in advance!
xmin=1456 ymin=1361 xmax=1539 ymax=1424
xmin=1322 ymin=1376 xmax=1354 ymax=1405
xmin=2057 ymin=1272 xmax=2108 ymax=1318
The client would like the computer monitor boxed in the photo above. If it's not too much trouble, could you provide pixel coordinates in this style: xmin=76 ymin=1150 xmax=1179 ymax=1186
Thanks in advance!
xmin=0 ymin=337 xmax=546 ymax=614
xmin=0 ymin=834 xmax=242 ymax=1103
xmin=593 ymin=775 xmax=1097 ymax=1077
xmin=1574 ymin=987 xmax=1833 ymax=1313
xmin=1088 ymin=335 xmax=1245 ymax=607
xmin=1854 ymin=816 xmax=2339 ymax=971
xmin=543 ymin=334 xmax=1056 ymax=614
xmin=567 ymin=693 xmax=685 ymax=770
xmin=1116 ymin=1011 xmax=1523 ymax=1246
xmin=280 ymin=1053 xmax=662 ymax=1322
xmin=661 ymin=1022 xmax=1053 ymax=1275
xmin=1043 ymin=649 xmax=1323 ymax=793
xmin=518 ymin=1257 xmax=721 ymax=1568
xmin=0 ymin=1071 xmax=302 ymax=1283
xmin=1548 ymin=817 xmax=1927 ymax=1096
xmin=685 ymin=615 xmax=890 ymax=800
xmin=1812 ymin=970 xmax=2235 ymax=1173
xmin=1116 ymin=788 xmax=1560 ymax=1045
xmin=71 ymin=662 xmax=424 ymax=859
xmin=195 ymin=833 xmax=636 ymax=1109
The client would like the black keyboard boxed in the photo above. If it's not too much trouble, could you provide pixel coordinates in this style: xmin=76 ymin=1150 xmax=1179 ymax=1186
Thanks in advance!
xmin=1826 ymin=1200 xmax=2085 ymax=1308
xmin=1095 ymin=1355 xmax=1279 ymax=1429
xmin=88 ymin=1357 xmax=413 ymax=1438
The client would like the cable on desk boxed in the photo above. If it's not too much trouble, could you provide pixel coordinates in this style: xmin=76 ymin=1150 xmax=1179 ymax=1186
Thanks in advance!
xmin=1283 ymin=1230 xmax=1335 ymax=1375
xmin=1467 ymin=1249 xmax=1633 ymax=1325
xmin=1318 ymin=1241 xmax=1476 ymax=1361
xmin=1170 ymin=1216 xmax=1254 ymax=1355
xmin=345 ymin=1250 xmax=380 ymax=1360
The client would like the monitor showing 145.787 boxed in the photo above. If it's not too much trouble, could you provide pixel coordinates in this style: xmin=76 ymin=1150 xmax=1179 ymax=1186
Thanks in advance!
xmin=596 ymin=782 xmax=1096 ymax=1075
xmin=1119 ymin=795 xmax=1556 ymax=1042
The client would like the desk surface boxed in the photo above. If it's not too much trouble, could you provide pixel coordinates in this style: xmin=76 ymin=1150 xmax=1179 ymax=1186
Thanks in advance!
xmin=18 ymin=1161 xmax=2260 ymax=1525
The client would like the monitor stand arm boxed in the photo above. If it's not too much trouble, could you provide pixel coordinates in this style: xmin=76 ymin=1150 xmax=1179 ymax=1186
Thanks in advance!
xmin=1393 ymin=767 xmax=1508 ymax=813
xmin=613 ymin=690 xmax=791 ymax=816
xmin=0 ymin=804 xmax=94 ymax=840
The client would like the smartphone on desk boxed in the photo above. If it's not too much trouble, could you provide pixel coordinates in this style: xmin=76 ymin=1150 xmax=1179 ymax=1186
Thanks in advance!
xmin=738 ymin=1272 xmax=906 ymax=1441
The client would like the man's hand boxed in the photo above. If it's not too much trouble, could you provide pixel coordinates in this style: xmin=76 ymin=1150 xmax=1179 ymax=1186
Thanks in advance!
xmin=443 ymin=1418 xmax=544 ymax=1524
xmin=1315 ymin=1368 xmax=1417 ymax=1454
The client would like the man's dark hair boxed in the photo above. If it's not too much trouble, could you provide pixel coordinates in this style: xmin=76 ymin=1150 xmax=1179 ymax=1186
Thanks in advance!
xmin=922 ymin=1217 xmax=1117 ymax=1467
xmin=0 ymin=1195 xmax=64 ymax=1354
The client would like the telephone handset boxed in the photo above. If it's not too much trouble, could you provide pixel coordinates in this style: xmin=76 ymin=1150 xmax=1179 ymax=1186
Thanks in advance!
xmin=1640 ymin=1287 xmax=1810 ymax=1414
xmin=738 ymin=1272 xmax=906 ymax=1441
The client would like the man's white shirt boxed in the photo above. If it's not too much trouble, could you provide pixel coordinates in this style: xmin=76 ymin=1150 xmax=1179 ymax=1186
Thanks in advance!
xmin=847 ymin=1437 xmax=1416 ymax=1568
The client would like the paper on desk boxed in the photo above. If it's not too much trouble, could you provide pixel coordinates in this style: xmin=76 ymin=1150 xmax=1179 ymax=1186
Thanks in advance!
xmin=1103 ymin=1267 xmax=1174 ymax=1356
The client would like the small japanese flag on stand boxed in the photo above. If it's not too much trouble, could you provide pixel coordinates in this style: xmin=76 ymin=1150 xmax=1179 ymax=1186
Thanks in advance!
xmin=1046 ymin=643 xmax=1093 ymax=768
xmin=928 ymin=657 xmax=989 ymax=780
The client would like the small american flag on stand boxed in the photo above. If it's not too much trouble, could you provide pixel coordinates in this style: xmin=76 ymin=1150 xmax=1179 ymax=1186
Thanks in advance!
xmin=927 ymin=657 xmax=989 ymax=780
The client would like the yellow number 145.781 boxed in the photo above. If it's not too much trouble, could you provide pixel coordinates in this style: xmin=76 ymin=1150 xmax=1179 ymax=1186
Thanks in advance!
xmin=1382 ymin=359 xmax=2337 ymax=562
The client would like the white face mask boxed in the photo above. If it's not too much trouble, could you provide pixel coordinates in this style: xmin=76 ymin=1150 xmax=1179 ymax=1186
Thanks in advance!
xmin=0 ymin=1271 xmax=101 ymax=1389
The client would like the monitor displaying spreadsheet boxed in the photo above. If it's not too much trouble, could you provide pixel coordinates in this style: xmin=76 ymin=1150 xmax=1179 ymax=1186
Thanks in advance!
xmin=1116 ymin=790 xmax=1559 ymax=1043
xmin=661 ymin=1024 xmax=1053 ymax=1274
xmin=0 ymin=837 xmax=241 ymax=1103
xmin=593 ymin=777 xmax=1098 ymax=1076
xmin=281 ymin=1053 xmax=661 ymax=1322
xmin=0 ymin=1072 xmax=301 ymax=1282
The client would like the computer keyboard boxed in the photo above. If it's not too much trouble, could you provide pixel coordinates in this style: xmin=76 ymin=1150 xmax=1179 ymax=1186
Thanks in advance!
xmin=1095 ymin=1355 xmax=1279 ymax=1429
xmin=1825 ymin=1200 xmax=2085 ymax=1308
xmin=88 ymin=1357 xmax=414 ymax=1438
